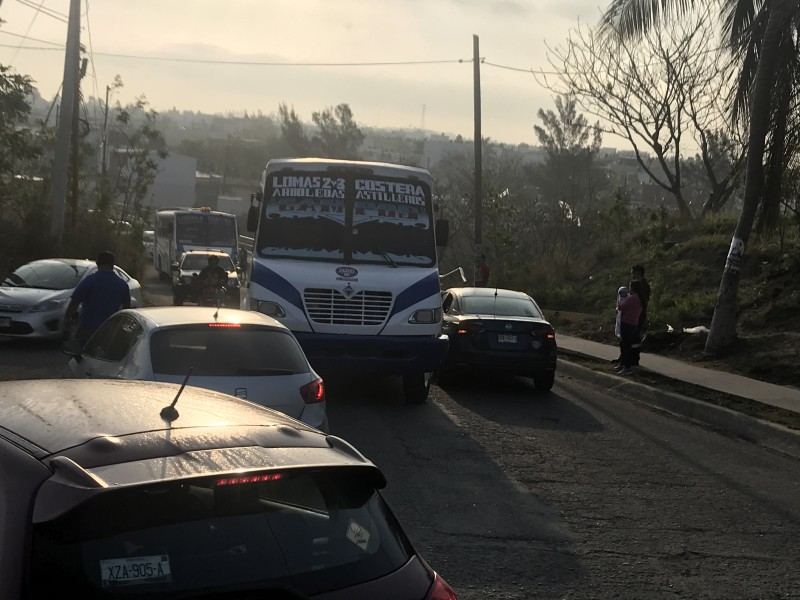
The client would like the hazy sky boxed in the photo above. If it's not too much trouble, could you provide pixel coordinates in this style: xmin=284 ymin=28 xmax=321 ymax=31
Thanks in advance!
xmin=0 ymin=0 xmax=608 ymax=146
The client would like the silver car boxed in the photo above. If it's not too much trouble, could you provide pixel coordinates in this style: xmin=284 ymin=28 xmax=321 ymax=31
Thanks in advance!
xmin=0 ymin=258 xmax=142 ymax=340
xmin=63 ymin=306 xmax=328 ymax=432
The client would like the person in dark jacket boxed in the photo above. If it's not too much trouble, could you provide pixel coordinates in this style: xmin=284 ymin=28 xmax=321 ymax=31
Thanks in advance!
xmin=630 ymin=264 xmax=651 ymax=366
xmin=65 ymin=251 xmax=131 ymax=342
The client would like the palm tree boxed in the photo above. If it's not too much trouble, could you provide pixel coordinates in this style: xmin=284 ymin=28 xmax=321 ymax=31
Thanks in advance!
xmin=600 ymin=0 xmax=800 ymax=353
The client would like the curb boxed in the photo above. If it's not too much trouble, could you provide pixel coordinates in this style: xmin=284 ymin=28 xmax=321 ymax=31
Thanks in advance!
xmin=557 ymin=353 xmax=800 ymax=461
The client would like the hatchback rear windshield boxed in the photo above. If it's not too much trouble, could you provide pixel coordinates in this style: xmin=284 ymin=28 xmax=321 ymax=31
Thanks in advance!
xmin=28 ymin=469 xmax=414 ymax=597
xmin=150 ymin=326 xmax=310 ymax=376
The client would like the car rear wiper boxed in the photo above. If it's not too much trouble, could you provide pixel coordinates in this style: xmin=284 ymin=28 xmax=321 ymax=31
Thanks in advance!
xmin=236 ymin=367 xmax=296 ymax=376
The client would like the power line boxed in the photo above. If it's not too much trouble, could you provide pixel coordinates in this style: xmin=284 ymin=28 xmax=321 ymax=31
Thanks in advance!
xmin=84 ymin=0 xmax=100 ymax=120
xmin=8 ymin=0 xmax=48 ymax=64
xmin=14 ymin=0 xmax=69 ymax=23
xmin=88 ymin=52 xmax=475 ymax=67
xmin=0 ymin=30 xmax=64 ymax=46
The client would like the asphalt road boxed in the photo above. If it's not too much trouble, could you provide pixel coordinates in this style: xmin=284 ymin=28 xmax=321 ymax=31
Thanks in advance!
xmin=2 ymin=266 xmax=800 ymax=598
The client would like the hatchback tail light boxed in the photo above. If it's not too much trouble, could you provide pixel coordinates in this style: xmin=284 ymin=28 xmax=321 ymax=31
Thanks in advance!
xmin=426 ymin=573 xmax=458 ymax=600
xmin=300 ymin=377 xmax=325 ymax=404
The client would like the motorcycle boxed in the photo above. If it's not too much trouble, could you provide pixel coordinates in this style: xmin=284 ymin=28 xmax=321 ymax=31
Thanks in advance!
xmin=193 ymin=274 xmax=228 ymax=308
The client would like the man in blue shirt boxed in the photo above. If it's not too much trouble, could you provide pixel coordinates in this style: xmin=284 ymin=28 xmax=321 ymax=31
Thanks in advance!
xmin=65 ymin=251 xmax=131 ymax=342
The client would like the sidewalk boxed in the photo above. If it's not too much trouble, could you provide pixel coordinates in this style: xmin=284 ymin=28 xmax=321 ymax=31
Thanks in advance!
xmin=557 ymin=335 xmax=800 ymax=416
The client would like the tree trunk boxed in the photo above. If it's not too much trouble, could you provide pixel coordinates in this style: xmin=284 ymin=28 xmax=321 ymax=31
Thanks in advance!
xmin=705 ymin=0 xmax=792 ymax=354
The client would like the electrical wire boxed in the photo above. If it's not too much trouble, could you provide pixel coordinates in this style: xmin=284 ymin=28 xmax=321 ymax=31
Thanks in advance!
xmin=84 ymin=0 xmax=100 ymax=122
xmin=8 ymin=0 xmax=48 ymax=64
xmin=14 ymin=0 xmax=69 ymax=23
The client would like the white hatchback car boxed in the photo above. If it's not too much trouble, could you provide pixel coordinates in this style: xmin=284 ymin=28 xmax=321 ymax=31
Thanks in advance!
xmin=63 ymin=306 xmax=328 ymax=432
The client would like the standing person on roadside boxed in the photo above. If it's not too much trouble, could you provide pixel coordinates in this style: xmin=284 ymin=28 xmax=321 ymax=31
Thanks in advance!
xmin=65 ymin=251 xmax=131 ymax=343
xmin=615 ymin=279 xmax=643 ymax=375
xmin=476 ymin=254 xmax=490 ymax=287
xmin=630 ymin=264 xmax=651 ymax=366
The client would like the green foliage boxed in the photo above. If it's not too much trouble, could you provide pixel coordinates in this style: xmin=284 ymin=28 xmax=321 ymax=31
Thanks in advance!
xmin=0 ymin=62 xmax=51 ymax=275
xmin=277 ymin=102 xmax=364 ymax=159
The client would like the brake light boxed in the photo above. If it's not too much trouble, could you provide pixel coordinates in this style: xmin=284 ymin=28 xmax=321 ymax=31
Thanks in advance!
xmin=216 ymin=473 xmax=283 ymax=486
xmin=426 ymin=573 xmax=458 ymax=600
xmin=208 ymin=323 xmax=241 ymax=328
xmin=456 ymin=323 xmax=484 ymax=335
xmin=300 ymin=377 xmax=325 ymax=404
xmin=533 ymin=326 xmax=555 ymax=340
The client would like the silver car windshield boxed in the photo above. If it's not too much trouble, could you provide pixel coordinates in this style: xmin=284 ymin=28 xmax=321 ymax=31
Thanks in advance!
xmin=2 ymin=261 xmax=90 ymax=290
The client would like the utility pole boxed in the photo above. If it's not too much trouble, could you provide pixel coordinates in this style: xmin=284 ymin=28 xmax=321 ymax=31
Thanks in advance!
xmin=472 ymin=34 xmax=483 ymax=286
xmin=49 ymin=0 xmax=81 ymax=244
xmin=68 ymin=57 xmax=88 ymax=229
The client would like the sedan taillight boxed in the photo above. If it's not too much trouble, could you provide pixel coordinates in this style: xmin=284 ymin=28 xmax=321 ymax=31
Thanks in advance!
xmin=300 ymin=377 xmax=325 ymax=404
xmin=533 ymin=325 xmax=556 ymax=340
xmin=426 ymin=573 xmax=458 ymax=600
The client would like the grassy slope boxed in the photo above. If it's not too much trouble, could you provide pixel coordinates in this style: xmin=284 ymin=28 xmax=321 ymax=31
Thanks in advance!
xmin=541 ymin=215 xmax=800 ymax=388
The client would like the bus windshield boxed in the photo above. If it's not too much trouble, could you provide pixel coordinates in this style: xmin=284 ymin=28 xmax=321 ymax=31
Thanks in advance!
xmin=256 ymin=171 xmax=436 ymax=266
xmin=176 ymin=214 xmax=237 ymax=247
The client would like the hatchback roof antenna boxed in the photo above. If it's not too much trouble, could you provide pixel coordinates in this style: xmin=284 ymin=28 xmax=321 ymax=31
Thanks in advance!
xmin=161 ymin=366 xmax=193 ymax=422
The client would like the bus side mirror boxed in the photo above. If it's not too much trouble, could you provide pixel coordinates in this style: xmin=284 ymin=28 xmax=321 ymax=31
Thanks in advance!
xmin=435 ymin=219 xmax=449 ymax=247
xmin=247 ymin=205 xmax=258 ymax=233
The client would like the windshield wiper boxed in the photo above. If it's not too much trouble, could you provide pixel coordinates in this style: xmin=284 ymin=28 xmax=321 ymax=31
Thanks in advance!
xmin=375 ymin=247 xmax=397 ymax=267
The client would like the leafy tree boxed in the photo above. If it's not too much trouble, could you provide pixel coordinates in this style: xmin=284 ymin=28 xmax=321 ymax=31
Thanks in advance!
xmin=278 ymin=102 xmax=310 ymax=157
xmin=533 ymin=94 xmax=603 ymax=223
xmin=599 ymin=0 xmax=800 ymax=352
xmin=0 ymin=59 xmax=50 ymax=273
xmin=277 ymin=102 xmax=364 ymax=159
xmin=311 ymin=103 xmax=364 ymax=159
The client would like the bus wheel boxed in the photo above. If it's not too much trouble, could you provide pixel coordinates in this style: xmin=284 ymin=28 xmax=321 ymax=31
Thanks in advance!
xmin=402 ymin=372 xmax=431 ymax=404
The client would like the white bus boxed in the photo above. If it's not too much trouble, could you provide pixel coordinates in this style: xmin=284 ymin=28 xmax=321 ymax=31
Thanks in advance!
xmin=244 ymin=158 xmax=449 ymax=404
xmin=153 ymin=207 xmax=239 ymax=279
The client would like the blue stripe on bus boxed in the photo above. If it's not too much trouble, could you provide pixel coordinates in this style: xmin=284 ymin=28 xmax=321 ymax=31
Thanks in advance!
xmin=390 ymin=272 xmax=441 ymax=317
xmin=250 ymin=262 xmax=304 ymax=311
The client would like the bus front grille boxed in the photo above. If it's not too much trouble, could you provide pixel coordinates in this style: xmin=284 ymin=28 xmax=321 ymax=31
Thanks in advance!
xmin=304 ymin=288 xmax=393 ymax=325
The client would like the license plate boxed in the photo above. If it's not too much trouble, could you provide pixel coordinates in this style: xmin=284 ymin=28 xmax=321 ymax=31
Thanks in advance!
xmin=0 ymin=317 xmax=11 ymax=328
xmin=100 ymin=555 xmax=172 ymax=587
xmin=497 ymin=333 xmax=517 ymax=343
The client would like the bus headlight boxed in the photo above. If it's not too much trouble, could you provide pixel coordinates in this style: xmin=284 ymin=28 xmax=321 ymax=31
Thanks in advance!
xmin=257 ymin=301 xmax=286 ymax=318
xmin=409 ymin=308 xmax=441 ymax=324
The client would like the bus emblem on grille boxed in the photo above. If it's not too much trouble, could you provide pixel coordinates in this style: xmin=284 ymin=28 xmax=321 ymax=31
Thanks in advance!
xmin=342 ymin=284 xmax=356 ymax=298
xmin=336 ymin=267 xmax=358 ymax=278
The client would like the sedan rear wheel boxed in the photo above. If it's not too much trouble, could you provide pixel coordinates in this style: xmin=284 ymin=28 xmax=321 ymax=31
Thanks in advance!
xmin=533 ymin=370 xmax=555 ymax=392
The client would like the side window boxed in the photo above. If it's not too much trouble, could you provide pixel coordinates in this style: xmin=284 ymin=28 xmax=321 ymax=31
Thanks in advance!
xmin=83 ymin=315 xmax=124 ymax=360
xmin=106 ymin=316 xmax=143 ymax=361
xmin=441 ymin=292 xmax=454 ymax=313
xmin=83 ymin=316 xmax=142 ymax=362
